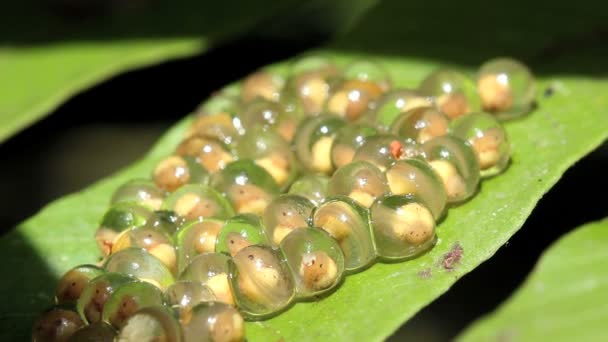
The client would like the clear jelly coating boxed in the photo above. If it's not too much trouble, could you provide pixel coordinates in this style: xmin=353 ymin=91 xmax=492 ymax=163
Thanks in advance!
xmin=312 ymin=197 xmax=376 ymax=273
xmin=385 ymin=159 xmax=447 ymax=220
xmin=215 ymin=214 xmax=270 ymax=257
xmin=67 ymin=322 xmax=116 ymax=342
xmin=238 ymin=98 xmax=301 ymax=142
xmin=165 ymin=281 xmax=216 ymax=315
xmin=152 ymin=155 xmax=209 ymax=192
xmin=289 ymin=54 xmax=336 ymax=75
xmin=280 ymin=227 xmax=345 ymax=297
xmin=196 ymin=91 xmax=241 ymax=117
xmin=287 ymin=174 xmax=330 ymax=206
xmin=421 ymin=135 xmax=480 ymax=203
xmin=235 ymin=126 xmax=297 ymax=190
xmin=101 ymin=281 xmax=164 ymax=329
xmin=262 ymin=194 xmax=315 ymax=245
xmin=76 ymin=272 xmax=135 ymax=324
xmin=294 ymin=114 xmax=347 ymax=175
xmin=110 ymin=178 xmax=165 ymax=211
xmin=364 ymin=89 xmax=433 ymax=129
xmin=117 ymin=306 xmax=183 ymax=342
xmin=331 ymin=123 xmax=379 ymax=169
xmin=326 ymin=79 xmax=385 ymax=121
xmin=477 ymin=57 xmax=536 ymax=119
xmin=111 ymin=225 xmax=177 ymax=274
xmin=210 ymin=160 xmax=280 ymax=215
xmin=176 ymin=219 xmax=225 ymax=273
xmin=418 ymin=68 xmax=479 ymax=119
xmin=229 ymin=245 xmax=295 ymax=319
xmin=181 ymin=302 xmax=245 ymax=342
xmin=343 ymin=59 xmax=392 ymax=91
xmin=162 ymin=184 xmax=234 ymax=221
xmin=175 ymin=135 xmax=235 ymax=174
xmin=370 ymin=194 xmax=437 ymax=260
xmin=32 ymin=307 xmax=84 ymax=342
xmin=95 ymin=203 xmax=153 ymax=257
xmin=328 ymin=160 xmax=389 ymax=208
xmin=241 ymin=70 xmax=285 ymax=103
xmin=55 ymin=264 xmax=105 ymax=306
xmin=178 ymin=253 xmax=234 ymax=306
xmin=283 ymin=57 xmax=339 ymax=115
xmin=389 ymin=106 xmax=450 ymax=144
xmin=145 ymin=210 xmax=186 ymax=236
xmin=185 ymin=112 xmax=240 ymax=146
xmin=104 ymin=248 xmax=175 ymax=290
xmin=352 ymin=134 xmax=420 ymax=171
xmin=450 ymin=112 xmax=510 ymax=177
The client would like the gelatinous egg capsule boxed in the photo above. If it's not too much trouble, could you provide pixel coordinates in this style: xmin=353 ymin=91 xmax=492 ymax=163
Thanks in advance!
xmin=117 ymin=305 xmax=183 ymax=342
xmin=179 ymin=253 xmax=234 ymax=306
xmin=262 ymin=194 xmax=315 ymax=245
xmin=312 ymin=196 xmax=376 ymax=273
xmin=185 ymin=112 xmax=240 ymax=146
xmin=343 ymin=59 xmax=392 ymax=91
xmin=32 ymin=306 xmax=84 ymax=342
xmin=421 ymin=135 xmax=480 ymax=203
xmin=477 ymin=58 xmax=536 ymax=119
xmin=216 ymin=214 xmax=270 ymax=256
xmin=326 ymin=79 xmax=385 ymax=121
xmin=370 ymin=194 xmax=437 ymax=260
xmin=385 ymin=159 xmax=447 ymax=220
xmin=111 ymin=225 xmax=177 ymax=274
xmin=389 ymin=106 xmax=450 ymax=144
xmin=175 ymin=136 xmax=235 ymax=174
xmin=211 ymin=160 xmax=280 ymax=216
xmin=162 ymin=184 xmax=235 ymax=221
xmin=331 ymin=123 xmax=379 ymax=169
xmin=95 ymin=203 xmax=153 ymax=257
xmin=152 ymin=155 xmax=210 ymax=192
xmin=55 ymin=264 xmax=105 ymax=306
xmin=364 ymin=89 xmax=434 ymax=129
xmin=67 ymin=322 xmax=116 ymax=342
xmin=146 ymin=209 xmax=186 ymax=236
xmin=76 ymin=272 xmax=135 ymax=324
xmin=328 ymin=160 xmax=389 ymax=208
xmin=110 ymin=178 xmax=165 ymax=211
xmin=176 ymin=219 xmax=225 ymax=273
xmin=280 ymin=227 xmax=344 ymax=298
xmin=165 ymin=281 xmax=216 ymax=317
xmin=283 ymin=56 xmax=339 ymax=115
xmin=352 ymin=134 xmax=420 ymax=171
xmin=104 ymin=247 xmax=175 ymax=290
xmin=229 ymin=245 xmax=295 ymax=319
xmin=235 ymin=126 xmax=297 ymax=190
xmin=450 ymin=112 xmax=510 ymax=177
xmin=241 ymin=70 xmax=285 ymax=103
xmin=287 ymin=174 xmax=330 ymax=206
xmin=101 ymin=281 xmax=164 ymax=329
xmin=181 ymin=302 xmax=245 ymax=342
xmin=238 ymin=98 xmax=301 ymax=142
xmin=418 ymin=68 xmax=479 ymax=119
xmin=293 ymin=114 xmax=347 ymax=175
xmin=196 ymin=91 xmax=241 ymax=117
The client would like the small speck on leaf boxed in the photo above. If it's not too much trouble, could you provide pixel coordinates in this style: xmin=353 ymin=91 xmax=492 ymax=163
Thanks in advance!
xmin=418 ymin=268 xmax=432 ymax=279
xmin=442 ymin=242 xmax=463 ymax=271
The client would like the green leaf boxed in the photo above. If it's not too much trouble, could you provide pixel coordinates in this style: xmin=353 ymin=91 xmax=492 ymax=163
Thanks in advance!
xmin=458 ymin=218 xmax=608 ymax=341
xmin=2 ymin=1 xmax=608 ymax=341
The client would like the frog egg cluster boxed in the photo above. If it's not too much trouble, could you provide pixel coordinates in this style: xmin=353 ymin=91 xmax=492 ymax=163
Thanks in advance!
xmin=32 ymin=56 xmax=535 ymax=341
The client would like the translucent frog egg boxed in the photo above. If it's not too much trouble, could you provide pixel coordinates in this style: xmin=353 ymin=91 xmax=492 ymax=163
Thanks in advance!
xmin=146 ymin=210 xmax=186 ymax=236
xmin=343 ymin=59 xmax=392 ymax=91
xmin=385 ymin=159 xmax=447 ymax=220
xmin=352 ymin=134 xmax=421 ymax=171
xmin=287 ymin=174 xmax=330 ymax=206
xmin=152 ymin=155 xmax=209 ymax=192
xmin=421 ymin=136 xmax=480 ymax=203
xmin=370 ymin=194 xmax=437 ymax=260
xmin=280 ymin=227 xmax=345 ymax=298
xmin=181 ymin=302 xmax=245 ymax=342
xmin=450 ymin=112 xmax=510 ymax=177
xmin=165 ymin=281 xmax=216 ymax=316
xmin=229 ymin=245 xmax=295 ymax=319
xmin=235 ymin=126 xmax=297 ymax=190
xmin=95 ymin=203 xmax=153 ymax=257
xmin=283 ymin=57 xmax=340 ymax=115
xmin=196 ymin=91 xmax=241 ymax=117
xmin=418 ymin=68 xmax=479 ymax=119
xmin=175 ymin=136 xmax=235 ymax=174
xmin=111 ymin=178 xmax=165 ymax=211
xmin=162 ymin=184 xmax=234 ymax=221
xmin=176 ymin=219 xmax=225 ymax=273
xmin=262 ymin=194 xmax=315 ymax=245
xmin=241 ymin=70 xmax=285 ymax=103
xmin=101 ymin=281 xmax=164 ymax=329
xmin=216 ymin=214 xmax=270 ymax=257
xmin=312 ymin=197 xmax=376 ymax=273
xmin=331 ymin=123 xmax=379 ymax=169
xmin=32 ymin=307 xmax=84 ymax=342
xmin=238 ymin=98 xmax=303 ymax=142
xmin=326 ymin=79 xmax=385 ymax=121
xmin=185 ymin=112 xmax=240 ymax=145
xmin=55 ymin=264 xmax=105 ymax=306
xmin=328 ymin=161 xmax=389 ymax=208
xmin=389 ymin=107 xmax=450 ymax=144
xmin=104 ymin=248 xmax=175 ymax=290
xmin=211 ymin=160 xmax=280 ymax=215
xmin=117 ymin=306 xmax=183 ymax=342
xmin=364 ymin=89 xmax=434 ymax=129
xmin=110 ymin=225 xmax=177 ymax=274
xmin=293 ymin=114 xmax=347 ymax=174
xmin=477 ymin=58 xmax=536 ymax=119
xmin=67 ymin=322 xmax=116 ymax=342
xmin=179 ymin=253 xmax=234 ymax=306
xmin=77 ymin=272 xmax=135 ymax=324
